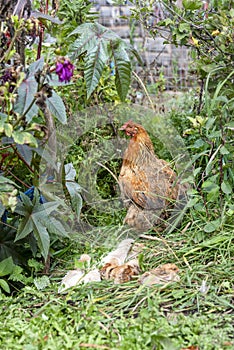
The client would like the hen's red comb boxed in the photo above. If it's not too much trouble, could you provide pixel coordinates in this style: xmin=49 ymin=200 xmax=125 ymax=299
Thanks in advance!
xmin=119 ymin=120 xmax=134 ymax=130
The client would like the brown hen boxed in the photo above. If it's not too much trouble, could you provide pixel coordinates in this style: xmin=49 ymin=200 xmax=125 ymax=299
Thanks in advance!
xmin=119 ymin=120 xmax=187 ymax=232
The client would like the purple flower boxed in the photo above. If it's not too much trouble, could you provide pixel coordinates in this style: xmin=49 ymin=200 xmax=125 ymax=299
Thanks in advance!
xmin=55 ymin=58 xmax=74 ymax=83
xmin=0 ymin=69 xmax=16 ymax=92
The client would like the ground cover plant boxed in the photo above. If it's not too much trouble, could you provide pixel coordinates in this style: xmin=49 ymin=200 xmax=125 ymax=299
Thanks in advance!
xmin=0 ymin=0 xmax=233 ymax=349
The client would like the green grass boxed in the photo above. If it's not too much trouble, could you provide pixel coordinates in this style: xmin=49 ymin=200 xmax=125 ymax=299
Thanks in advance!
xmin=1 ymin=220 xmax=233 ymax=350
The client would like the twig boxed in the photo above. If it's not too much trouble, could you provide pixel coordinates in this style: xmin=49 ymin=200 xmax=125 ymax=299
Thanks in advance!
xmin=139 ymin=233 xmax=180 ymax=263
xmin=132 ymin=71 xmax=156 ymax=112
xmin=78 ymin=344 xmax=110 ymax=350
xmin=6 ymin=169 xmax=31 ymax=188
xmin=12 ymin=145 xmax=34 ymax=173
xmin=96 ymin=161 xmax=119 ymax=183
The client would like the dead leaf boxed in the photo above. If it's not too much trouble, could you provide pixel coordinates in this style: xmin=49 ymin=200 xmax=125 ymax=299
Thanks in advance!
xmin=100 ymin=239 xmax=134 ymax=266
xmin=139 ymin=263 xmax=180 ymax=286
xmin=58 ymin=254 xmax=101 ymax=292
xmin=181 ymin=346 xmax=199 ymax=350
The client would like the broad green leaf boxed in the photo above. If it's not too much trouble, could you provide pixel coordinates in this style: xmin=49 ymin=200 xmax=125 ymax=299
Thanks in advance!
xmin=4 ymin=123 xmax=13 ymax=137
xmin=0 ymin=279 xmax=10 ymax=293
xmin=221 ymin=181 xmax=232 ymax=195
xmin=69 ymin=22 xmax=118 ymax=41
xmin=0 ymin=257 xmax=14 ymax=277
xmin=178 ymin=23 xmax=191 ymax=33
xmin=12 ymin=131 xmax=38 ymax=147
xmin=28 ymin=57 xmax=45 ymax=75
xmin=31 ymin=11 xmax=62 ymax=24
xmin=16 ymin=144 xmax=33 ymax=165
xmin=204 ymin=219 xmax=220 ymax=233
xmin=109 ymin=42 xmax=131 ymax=102
xmin=0 ymin=176 xmax=18 ymax=186
xmin=202 ymin=180 xmax=219 ymax=192
xmin=14 ymin=75 xmax=39 ymax=122
xmin=46 ymin=91 xmax=67 ymax=124
xmin=220 ymin=146 xmax=229 ymax=155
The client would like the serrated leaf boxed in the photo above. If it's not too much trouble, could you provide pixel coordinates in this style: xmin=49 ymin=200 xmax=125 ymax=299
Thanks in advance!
xmin=35 ymin=201 xmax=61 ymax=215
xmin=69 ymin=22 xmax=132 ymax=99
xmin=41 ymin=216 xmax=69 ymax=238
xmin=111 ymin=44 xmax=131 ymax=101
xmin=19 ymin=192 xmax=34 ymax=210
xmin=32 ymin=219 xmax=50 ymax=260
xmin=65 ymin=163 xmax=77 ymax=181
xmin=0 ymin=257 xmax=14 ymax=277
xmin=46 ymin=91 xmax=67 ymax=124
xmin=84 ymin=41 xmax=109 ymax=98
xmin=34 ymin=275 xmax=50 ymax=290
xmin=15 ymin=216 xmax=34 ymax=241
xmin=221 ymin=181 xmax=232 ymax=195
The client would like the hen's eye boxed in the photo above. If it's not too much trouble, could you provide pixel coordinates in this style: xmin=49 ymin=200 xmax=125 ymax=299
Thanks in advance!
xmin=134 ymin=127 xmax=138 ymax=131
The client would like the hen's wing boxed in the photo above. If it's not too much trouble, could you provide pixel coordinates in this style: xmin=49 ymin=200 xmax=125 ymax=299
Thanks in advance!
xmin=119 ymin=157 xmax=178 ymax=211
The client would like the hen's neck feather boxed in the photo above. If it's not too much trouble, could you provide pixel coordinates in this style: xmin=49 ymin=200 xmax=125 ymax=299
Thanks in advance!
xmin=123 ymin=129 xmax=156 ymax=166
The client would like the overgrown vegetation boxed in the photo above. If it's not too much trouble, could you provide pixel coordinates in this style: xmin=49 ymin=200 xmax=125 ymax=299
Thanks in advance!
xmin=0 ymin=0 xmax=233 ymax=349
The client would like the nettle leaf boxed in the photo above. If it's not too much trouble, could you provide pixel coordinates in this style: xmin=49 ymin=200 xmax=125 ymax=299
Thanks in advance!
xmin=84 ymin=41 xmax=109 ymax=98
xmin=69 ymin=22 xmax=133 ymax=101
xmin=46 ymin=91 xmax=67 ymax=124
xmin=110 ymin=42 xmax=131 ymax=101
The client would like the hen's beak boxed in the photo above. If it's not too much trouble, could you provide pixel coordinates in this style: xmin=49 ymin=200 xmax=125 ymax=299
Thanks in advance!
xmin=119 ymin=124 xmax=126 ymax=131
xmin=119 ymin=120 xmax=132 ymax=130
